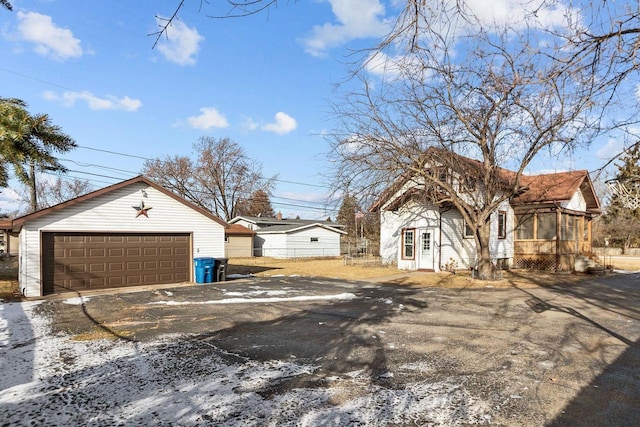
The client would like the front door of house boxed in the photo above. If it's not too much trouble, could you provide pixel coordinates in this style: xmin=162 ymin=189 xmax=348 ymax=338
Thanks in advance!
xmin=418 ymin=229 xmax=434 ymax=270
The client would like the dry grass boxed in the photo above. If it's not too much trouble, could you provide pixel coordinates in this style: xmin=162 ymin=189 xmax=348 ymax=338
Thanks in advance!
xmin=228 ymin=257 xmax=403 ymax=280
xmin=0 ymin=256 xmax=19 ymax=301
xmin=603 ymin=258 xmax=640 ymax=271
xmin=228 ymin=257 xmax=595 ymax=289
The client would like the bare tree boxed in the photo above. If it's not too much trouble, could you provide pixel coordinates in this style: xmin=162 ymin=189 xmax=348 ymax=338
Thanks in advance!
xmin=143 ymin=137 xmax=276 ymax=221
xmin=16 ymin=175 xmax=92 ymax=213
xmin=236 ymin=189 xmax=275 ymax=217
xmin=142 ymin=155 xmax=206 ymax=208
xmin=152 ymin=0 xmax=285 ymax=48
xmin=329 ymin=1 xmax=621 ymax=279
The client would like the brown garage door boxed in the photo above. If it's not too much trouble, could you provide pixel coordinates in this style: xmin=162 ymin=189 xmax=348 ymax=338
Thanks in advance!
xmin=42 ymin=232 xmax=190 ymax=295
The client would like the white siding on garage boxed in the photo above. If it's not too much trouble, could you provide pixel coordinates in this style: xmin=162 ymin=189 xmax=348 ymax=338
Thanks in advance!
xmin=285 ymin=227 xmax=341 ymax=258
xmin=259 ymin=226 xmax=342 ymax=258
xmin=260 ymin=233 xmax=287 ymax=257
xmin=19 ymin=182 xmax=225 ymax=297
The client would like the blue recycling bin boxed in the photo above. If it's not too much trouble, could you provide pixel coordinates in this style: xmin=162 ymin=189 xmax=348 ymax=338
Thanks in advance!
xmin=194 ymin=257 xmax=215 ymax=284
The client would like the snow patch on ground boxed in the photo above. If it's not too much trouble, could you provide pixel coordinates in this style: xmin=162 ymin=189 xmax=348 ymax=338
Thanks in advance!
xmin=62 ymin=296 xmax=92 ymax=305
xmin=148 ymin=293 xmax=358 ymax=306
xmin=1 ymin=299 xmax=493 ymax=426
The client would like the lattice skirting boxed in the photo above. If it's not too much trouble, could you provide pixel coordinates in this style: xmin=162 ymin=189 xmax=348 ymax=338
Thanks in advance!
xmin=512 ymin=255 xmax=557 ymax=271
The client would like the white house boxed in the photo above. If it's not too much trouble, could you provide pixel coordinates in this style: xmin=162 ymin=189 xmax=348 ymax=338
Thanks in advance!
xmin=229 ymin=215 xmax=346 ymax=258
xmin=9 ymin=175 xmax=227 ymax=297
xmin=374 ymin=161 xmax=600 ymax=272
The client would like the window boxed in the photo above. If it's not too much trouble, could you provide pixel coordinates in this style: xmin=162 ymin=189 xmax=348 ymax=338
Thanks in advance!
xmin=515 ymin=214 xmax=534 ymax=239
xmin=537 ymin=213 xmax=556 ymax=240
xmin=497 ymin=211 xmax=507 ymax=239
xmin=438 ymin=168 xmax=448 ymax=183
xmin=310 ymin=237 xmax=319 ymax=242
xmin=459 ymin=175 xmax=476 ymax=193
xmin=402 ymin=229 xmax=415 ymax=259
xmin=584 ymin=219 xmax=590 ymax=241
xmin=561 ymin=214 xmax=575 ymax=240
xmin=463 ymin=220 xmax=474 ymax=239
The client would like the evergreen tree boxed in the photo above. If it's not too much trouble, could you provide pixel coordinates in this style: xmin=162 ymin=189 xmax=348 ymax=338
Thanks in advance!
xmin=337 ymin=193 xmax=359 ymax=240
xmin=602 ymin=145 xmax=640 ymax=252
xmin=0 ymin=98 xmax=76 ymax=211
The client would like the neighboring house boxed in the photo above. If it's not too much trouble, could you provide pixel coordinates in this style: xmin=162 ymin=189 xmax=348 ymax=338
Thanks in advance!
xmin=225 ymin=223 xmax=256 ymax=257
xmin=229 ymin=215 xmax=347 ymax=258
xmin=375 ymin=163 xmax=601 ymax=272
xmin=6 ymin=175 xmax=227 ymax=297
xmin=0 ymin=219 xmax=19 ymax=255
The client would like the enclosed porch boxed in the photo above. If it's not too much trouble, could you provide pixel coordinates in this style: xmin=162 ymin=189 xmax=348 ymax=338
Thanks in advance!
xmin=512 ymin=208 xmax=595 ymax=271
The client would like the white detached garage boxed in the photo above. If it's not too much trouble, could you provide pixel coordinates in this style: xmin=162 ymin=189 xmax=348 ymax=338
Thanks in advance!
xmin=11 ymin=175 xmax=227 ymax=297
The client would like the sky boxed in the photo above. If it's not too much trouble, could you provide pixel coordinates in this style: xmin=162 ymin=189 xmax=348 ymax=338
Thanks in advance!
xmin=0 ymin=0 xmax=631 ymax=218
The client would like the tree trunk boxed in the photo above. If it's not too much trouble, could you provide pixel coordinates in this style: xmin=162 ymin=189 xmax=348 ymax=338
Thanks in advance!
xmin=29 ymin=162 xmax=37 ymax=212
xmin=476 ymin=222 xmax=493 ymax=280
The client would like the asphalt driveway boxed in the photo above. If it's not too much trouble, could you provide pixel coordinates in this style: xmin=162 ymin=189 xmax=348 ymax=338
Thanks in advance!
xmin=2 ymin=273 xmax=639 ymax=426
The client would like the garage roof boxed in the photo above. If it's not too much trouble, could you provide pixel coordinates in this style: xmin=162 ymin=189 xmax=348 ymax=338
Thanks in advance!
xmin=9 ymin=175 xmax=228 ymax=230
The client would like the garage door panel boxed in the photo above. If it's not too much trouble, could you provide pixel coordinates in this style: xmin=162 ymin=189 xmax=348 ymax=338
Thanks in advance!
xmin=144 ymin=248 xmax=157 ymax=256
xmin=89 ymin=263 xmax=106 ymax=272
xmin=108 ymin=277 xmax=124 ymax=286
xmin=109 ymin=248 xmax=124 ymax=257
xmin=127 ymin=275 xmax=142 ymax=285
xmin=68 ymin=248 xmax=86 ymax=257
xmin=89 ymin=248 xmax=106 ymax=257
xmin=42 ymin=232 xmax=191 ymax=295
xmin=89 ymin=277 xmax=105 ymax=286
xmin=127 ymin=261 xmax=142 ymax=271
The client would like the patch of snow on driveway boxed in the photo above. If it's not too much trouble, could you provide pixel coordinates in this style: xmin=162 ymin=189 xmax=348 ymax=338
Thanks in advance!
xmin=1 ymin=299 xmax=492 ymax=426
xmin=148 ymin=293 xmax=358 ymax=306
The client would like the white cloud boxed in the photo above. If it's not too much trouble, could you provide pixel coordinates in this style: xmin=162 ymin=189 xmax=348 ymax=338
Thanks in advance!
xmin=16 ymin=11 xmax=83 ymax=60
xmin=0 ymin=187 xmax=24 ymax=213
xmin=302 ymin=0 xmax=392 ymax=57
xmin=43 ymin=90 xmax=142 ymax=112
xmin=464 ymin=0 xmax=573 ymax=31
xmin=156 ymin=19 xmax=203 ymax=65
xmin=241 ymin=116 xmax=259 ymax=131
xmin=262 ymin=112 xmax=297 ymax=135
xmin=187 ymin=107 xmax=229 ymax=129
xmin=596 ymin=138 xmax=624 ymax=160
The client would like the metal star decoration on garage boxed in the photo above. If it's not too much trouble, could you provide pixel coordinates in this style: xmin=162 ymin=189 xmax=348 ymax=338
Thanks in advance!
xmin=133 ymin=200 xmax=152 ymax=218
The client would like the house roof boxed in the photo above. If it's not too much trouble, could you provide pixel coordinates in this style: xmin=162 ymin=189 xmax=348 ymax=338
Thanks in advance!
xmin=513 ymin=170 xmax=601 ymax=212
xmin=371 ymin=149 xmax=601 ymax=214
xmin=369 ymin=147 xmax=520 ymax=212
xmin=230 ymin=215 xmax=345 ymax=229
xmin=9 ymin=175 xmax=228 ymax=230
xmin=225 ymin=223 xmax=256 ymax=236
xmin=256 ymin=222 xmax=347 ymax=235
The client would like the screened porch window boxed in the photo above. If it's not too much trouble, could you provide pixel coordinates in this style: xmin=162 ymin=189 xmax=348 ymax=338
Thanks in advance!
xmin=515 ymin=214 xmax=534 ymax=239
xmin=537 ymin=213 xmax=556 ymax=240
